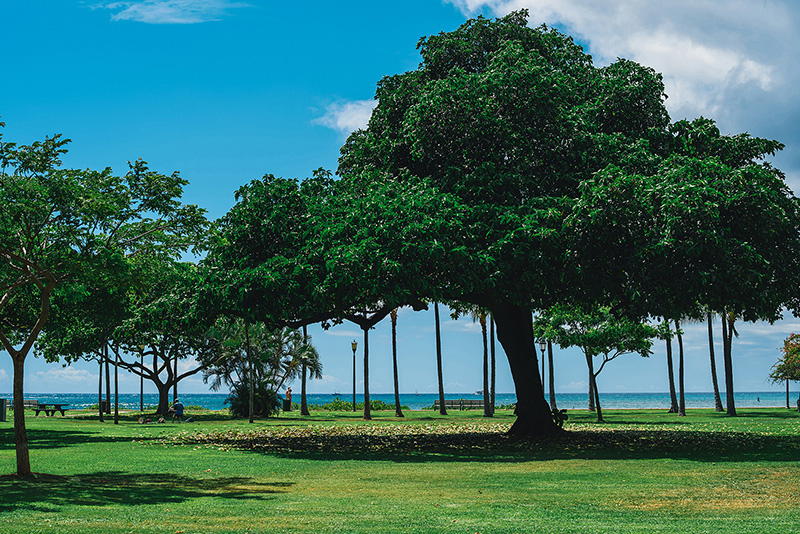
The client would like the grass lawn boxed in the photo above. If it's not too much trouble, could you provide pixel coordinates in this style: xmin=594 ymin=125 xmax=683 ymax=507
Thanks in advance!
xmin=1 ymin=406 xmax=800 ymax=533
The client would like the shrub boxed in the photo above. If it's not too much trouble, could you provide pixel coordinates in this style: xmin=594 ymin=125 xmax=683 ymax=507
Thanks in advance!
xmin=225 ymin=379 xmax=281 ymax=417
xmin=307 ymin=398 xmax=409 ymax=411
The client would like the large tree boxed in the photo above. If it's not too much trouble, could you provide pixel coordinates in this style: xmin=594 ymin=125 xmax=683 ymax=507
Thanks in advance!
xmin=0 ymin=126 xmax=205 ymax=475
xmin=207 ymin=12 xmax=795 ymax=437
xmin=333 ymin=11 xmax=670 ymax=437
xmin=207 ymin=11 xmax=668 ymax=437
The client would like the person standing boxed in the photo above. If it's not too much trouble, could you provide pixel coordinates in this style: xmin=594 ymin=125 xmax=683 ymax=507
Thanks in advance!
xmin=171 ymin=399 xmax=184 ymax=422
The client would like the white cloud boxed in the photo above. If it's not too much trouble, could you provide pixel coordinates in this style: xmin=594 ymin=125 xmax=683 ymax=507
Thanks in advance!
xmin=0 ymin=369 xmax=7 ymax=382
xmin=313 ymin=99 xmax=377 ymax=134
xmin=34 ymin=367 xmax=94 ymax=384
xmin=447 ymin=0 xmax=794 ymax=120
xmin=96 ymin=0 xmax=249 ymax=24
xmin=323 ymin=329 xmax=362 ymax=338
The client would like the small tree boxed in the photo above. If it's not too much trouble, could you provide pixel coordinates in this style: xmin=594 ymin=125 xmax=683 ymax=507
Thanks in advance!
xmin=201 ymin=322 xmax=321 ymax=418
xmin=534 ymin=304 xmax=658 ymax=422
xmin=771 ymin=334 xmax=800 ymax=410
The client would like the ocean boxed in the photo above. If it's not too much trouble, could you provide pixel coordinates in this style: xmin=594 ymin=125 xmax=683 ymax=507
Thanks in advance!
xmin=2 ymin=391 xmax=796 ymax=411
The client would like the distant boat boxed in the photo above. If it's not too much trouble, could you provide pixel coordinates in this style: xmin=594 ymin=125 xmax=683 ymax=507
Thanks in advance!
xmin=332 ymin=391 xmax=341 ymax=396
xmin=475 ymin=390 xmax=484 ymax=395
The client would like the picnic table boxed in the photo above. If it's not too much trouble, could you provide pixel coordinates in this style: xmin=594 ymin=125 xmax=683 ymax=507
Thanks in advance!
xmin=33 ymin=403 xmax=70 ymax=417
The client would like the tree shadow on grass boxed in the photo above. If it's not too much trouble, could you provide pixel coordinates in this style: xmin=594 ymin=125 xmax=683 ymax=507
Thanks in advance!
xmin=0 ymin=471 xmax=293 ymax=514
xmin=196 ymin=427 xmax=800 ymax=465
xmin=0 ymin=427 xmax=140 ymax=452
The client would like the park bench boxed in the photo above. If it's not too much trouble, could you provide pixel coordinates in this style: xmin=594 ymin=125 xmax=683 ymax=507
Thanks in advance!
xmin=433 ymin=398 xmax=487 ymax=411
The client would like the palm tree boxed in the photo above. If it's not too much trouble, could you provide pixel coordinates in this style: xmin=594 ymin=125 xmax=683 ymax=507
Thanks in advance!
xmin=434 ymin=302 xmax=447 ymax=415
xmin=490 ymin=315 xmax=496 ymax=415
xmin=706 ymin=312 xmax=725 ymax=412
xmin=300 ymin=325 xmax=322 ymax=416
xmin=721 ymin=310 xmax=738 ymax=416
xmin=675 ymin=319 xmax=686 ymax=416
xmin=547 ymin=340 xmax=557 ymax=412
xmin=663 ymin=320 xmax=679 ymax=413
xmin=470 ymin=308 xmax=491 ymax=418
xmin=362 ymin=322 xmax=371 ymax=421
xmin=202 ymin=321 xmax=321 ymax=419
xmin=390 ymin=309 xmax=404 ymax=418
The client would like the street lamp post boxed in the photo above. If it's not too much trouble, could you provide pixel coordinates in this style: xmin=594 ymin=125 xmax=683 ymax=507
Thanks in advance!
xmin=351 ymin=340 xmax=358 ymax=411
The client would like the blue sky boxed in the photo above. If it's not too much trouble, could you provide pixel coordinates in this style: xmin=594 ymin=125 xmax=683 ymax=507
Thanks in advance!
xmin=1 ymin=1 xmax=799 ymax=400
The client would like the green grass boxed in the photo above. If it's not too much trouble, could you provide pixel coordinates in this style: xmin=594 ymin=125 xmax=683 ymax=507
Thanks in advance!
xmin=2 ymin=407 xmax=800 ymax=533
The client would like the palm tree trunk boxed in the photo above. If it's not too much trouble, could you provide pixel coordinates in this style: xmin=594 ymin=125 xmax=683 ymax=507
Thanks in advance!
xmin=588 ymin=366 xmax=595 ymax=412
xmin=98 ymin=357 xmax=104 ymax=422
xmin=490 ymin=315 xmax=496 ymax=415
xmin=675 ymin=319 xmax=686 ymax=417
xmin=665 ymin=329 xmax=679 ymax=413
xmin=301 ymin=325 xmax=310 ymax=416
xmin=391 ymin=310 xmax=404 ymax=418
xmin=245 ymin=322 xmax=254 ymax=423
xmin=105 ymin=356 xmax=111 ymax=414
xmin=722 ymin=313 xmax=737 ymax=416
xmin=435 ymin=302 xmax=447 ymax=416
xmin=482 ymin=316 xmax=491 ymax=418
xmin=707 ymin=312 xmax=724 ymax=412
xmin=114 ymin=347 xmax=119 ymax=425
xmin=585 ymin=351 xmax=602 ymax=422
xmin=363 ymin=325 xmax=371 ymax=421
xmin=548 ymin=341 xmax=557 ymax=412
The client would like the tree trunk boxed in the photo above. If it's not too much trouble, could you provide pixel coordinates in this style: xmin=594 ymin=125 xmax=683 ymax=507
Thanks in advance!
xmin=665 ymin=331 xmax=679 ymax=413
xmin=722 ymin=314 xmax=737 ymax=416
xmin=676 ymin=320 xmax=686 ymax=417
xmin=787 ymin=380 xmax=790 ymax=410
xmin=363 ymin=325 xmax=371 ymax=421
xmin=114 ymin=348 xmax=119 ymax=425
xmin=12 ymin=354 xmax=31 ymax=476
xmin=301 ymin=325 xmax=310 ymax=416
xmin=434 ymin=302 xmax=447 ymax=416
xmin=490 ymin=315 xmax=496 ymax=415
xmin=707 ymin=313 xmax=724 ymax=412
xmin=391 ymin=310 xmax=404 ymax=418
xmin=548 ymin=341 xmax=557 ymax=412
xmin=246 ymin=322 xmax=254 ymax=423
xmin=492 ymin=302 xmax=558 ymax=438
xmin=155 ymin=383 xmax=171 ymax=415
xmin=105 ymin=356 xmax=111 ymax=414
xmin=98 ymin=357 xmax=104 ymax=423
xmin=585 ymin=351 xmax=603 ymax=422
xmin=482 ymin=316 xmax=491 ymax=418
xmin=587 ymin=366 xmax=595 ymax=412
xmin=173 ymin=356 xmax=178 ymax=402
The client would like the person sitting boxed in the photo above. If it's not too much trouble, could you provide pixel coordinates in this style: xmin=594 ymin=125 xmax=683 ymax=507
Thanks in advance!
xmin=171 ymin=399 xmax=184 ymax=422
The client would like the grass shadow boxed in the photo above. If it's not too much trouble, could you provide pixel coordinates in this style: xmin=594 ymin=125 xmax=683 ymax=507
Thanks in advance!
xmin=0 ymin=471 xmax=293 ymax=514
xmin=188 ymin=427 xmax=800 ymax=465
xmin=0 ymin=427 xmax=140 ymax=452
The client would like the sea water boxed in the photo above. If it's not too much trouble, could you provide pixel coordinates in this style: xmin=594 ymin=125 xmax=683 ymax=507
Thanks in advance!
xmin=2 ymin=391 xmax=795 ymax=411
